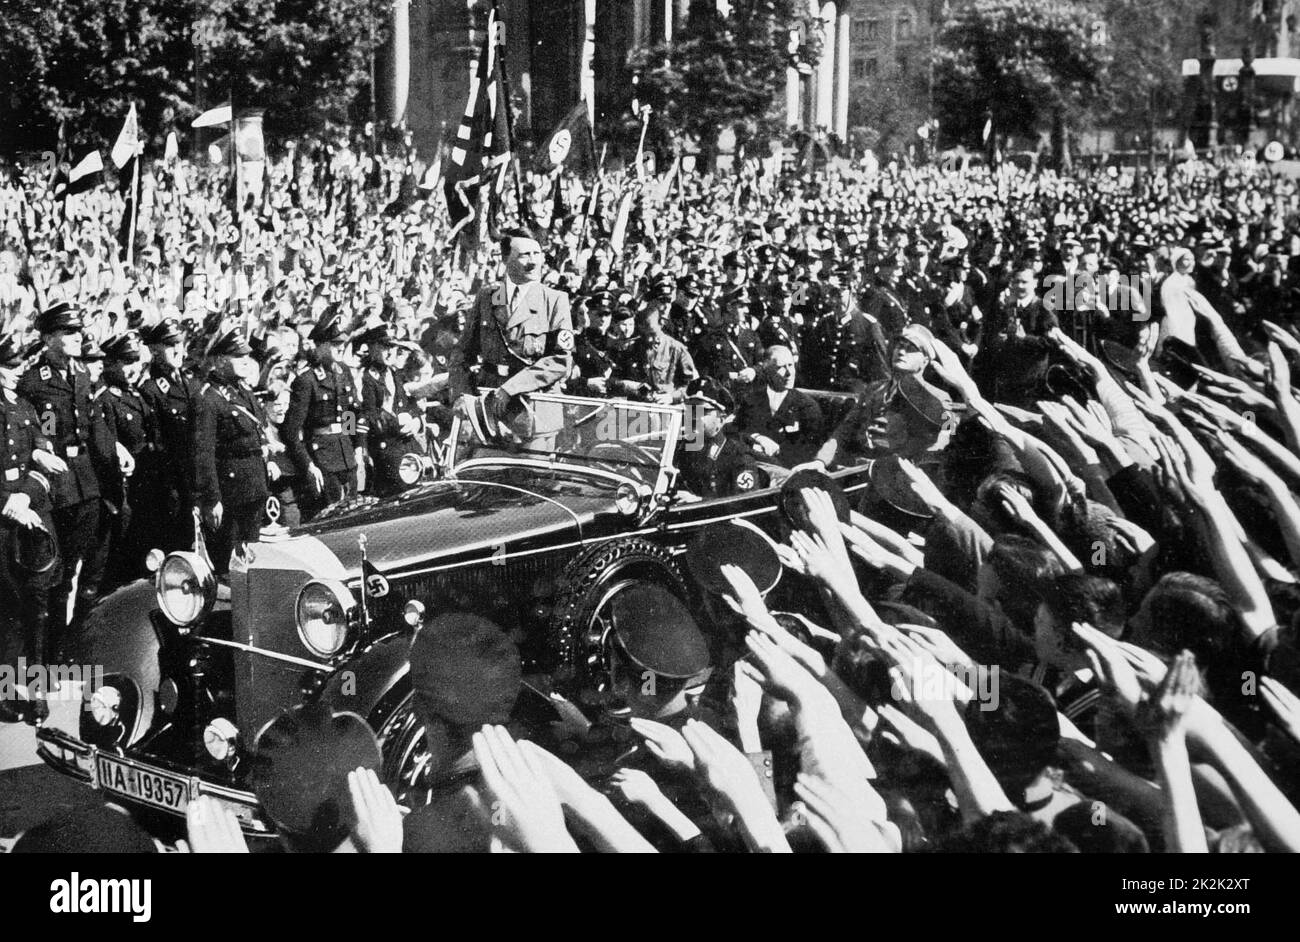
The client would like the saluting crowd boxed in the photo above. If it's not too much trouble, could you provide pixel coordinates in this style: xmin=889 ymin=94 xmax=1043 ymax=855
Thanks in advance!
xmin=4 ymin=136 xmax=1300 ymax=853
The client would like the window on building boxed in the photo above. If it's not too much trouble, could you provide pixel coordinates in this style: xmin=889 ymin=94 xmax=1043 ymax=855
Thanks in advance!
xmin=865 ymin=18 xmax=881 ymax=40
xmin=898 ymin=12 xmax=913 ymax=39
xmin=852 ymin=58 xmax=879 ymax=80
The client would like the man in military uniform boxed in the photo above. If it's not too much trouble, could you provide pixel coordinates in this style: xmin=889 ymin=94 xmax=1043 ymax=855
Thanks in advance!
xmin=637 ymin=272 xmax=675 ymax=328
xmin=804 ymin=283 xmax=889 ymax=392
xmin=610 ymin=303 xmax=698 ymax=403
xmin=0 ymin=332 xmax=59 ymax=724
xmin=571 ymin=288 xmax=616 ymax=395
xmin=194 ymin=328 xmax=272 ymax=573
xmin=283 ymin=309 xmax=362 ymax=520
xmin=448 ymin=228 xmax=574 ymax=447
xmin=692 ymin=288 xmax=761 ymax=389
xmin=899 ymin=237 xmax=942 ymax=331
xmin=356 ymin=322 xmax=423 ymax=497
xmin=666 ymin=273 xmax=709 ymax=344
xmin=813 ymin=324 xmax=953 ymax=467
xmin=866 ymin=253 xmax=910 ymax=338
xmin=17 ymin=303 xmax=118 ymax=657
xmin=139 ymin=318 xmax=202 ymax=552
xmin=77 ymin=337 xmax=129 ymax=603
xmin=95 ymin=332 xmax=151 ymax=590
xmin=676 ymin=377 xmax=768 ymax=499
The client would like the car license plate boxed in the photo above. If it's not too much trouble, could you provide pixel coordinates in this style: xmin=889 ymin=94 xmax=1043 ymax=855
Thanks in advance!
xmin=95 ymin=754 xmax=192 ymax=813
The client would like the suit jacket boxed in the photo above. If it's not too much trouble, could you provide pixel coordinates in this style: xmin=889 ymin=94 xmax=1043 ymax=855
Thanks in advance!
xmin=448 ymin=281 xmax=574 ymax=399
xmin=735 ymin=386 xmax=826 ymax=467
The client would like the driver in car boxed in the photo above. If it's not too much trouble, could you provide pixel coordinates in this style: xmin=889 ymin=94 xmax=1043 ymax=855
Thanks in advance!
xmin=675 ymin=377 xmax=768 ymax=500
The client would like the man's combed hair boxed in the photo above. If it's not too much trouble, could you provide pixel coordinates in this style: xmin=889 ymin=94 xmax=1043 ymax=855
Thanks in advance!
xmin=498 ymin=227 xmax=537 ymax=258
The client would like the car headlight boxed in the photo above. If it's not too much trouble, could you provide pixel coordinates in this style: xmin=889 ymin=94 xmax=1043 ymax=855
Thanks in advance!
xmin=399 ymin=453 xmax=435 ymax=485
xmin=156 ymin=552 xmax=217 ymax=627
xmin=295 ymin=580 xmax=356 ymax=657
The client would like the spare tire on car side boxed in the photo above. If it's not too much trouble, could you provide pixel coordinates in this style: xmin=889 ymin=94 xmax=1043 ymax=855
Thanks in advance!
xmin=546 ymin=537 xmax=687 ymax=693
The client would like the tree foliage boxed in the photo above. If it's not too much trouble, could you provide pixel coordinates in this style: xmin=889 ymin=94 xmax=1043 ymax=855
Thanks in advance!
xmin=933 ymin=0 xmax=1110 ymax=148
xmin=1095 ymin=0 xmax=1205 ymax=141
xmin=619 ymin=0 xmax=823 ymax=165
xmin=0 ymin=0 xmax=387 ymax=154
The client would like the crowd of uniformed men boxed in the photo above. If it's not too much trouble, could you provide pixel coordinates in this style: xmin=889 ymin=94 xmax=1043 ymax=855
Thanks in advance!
xmin=5 ymin=140 xmax=1300 ymax=856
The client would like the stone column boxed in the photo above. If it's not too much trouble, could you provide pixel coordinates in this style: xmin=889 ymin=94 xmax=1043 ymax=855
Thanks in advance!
xmin=389 ymin=0 xmax=410 ymax=127
xmin=581 ymin=0 xmax=596 ymax=108
xmin=816 ymin=1 xmax=836 ymax=130
xmin=787 ymin=66 xmax=801 ymax=129
xmin=834 ymin=6 xmax=850 ymax=139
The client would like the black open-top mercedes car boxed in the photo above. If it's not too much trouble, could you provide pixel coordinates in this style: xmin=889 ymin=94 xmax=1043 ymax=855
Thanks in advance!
xmin=36 ymin=392 xmax=870 ymax=833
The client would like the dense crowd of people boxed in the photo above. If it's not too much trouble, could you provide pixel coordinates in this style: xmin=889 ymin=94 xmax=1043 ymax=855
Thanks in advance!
xmin=4 ymin=137 xmax=1300 ymax=852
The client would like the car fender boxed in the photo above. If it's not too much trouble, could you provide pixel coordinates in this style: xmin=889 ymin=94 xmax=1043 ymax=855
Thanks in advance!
xmin=317 ymin=633 xmax=414 ymax=727
xmin=72 ymin=579 xmax=166 ymax=745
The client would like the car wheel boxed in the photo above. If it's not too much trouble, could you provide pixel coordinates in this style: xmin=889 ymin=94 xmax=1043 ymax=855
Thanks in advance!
xmin=375 ymin=690 xmax=430 ymax=809
xmin=547 ymin=537 xmax=686 ymax=693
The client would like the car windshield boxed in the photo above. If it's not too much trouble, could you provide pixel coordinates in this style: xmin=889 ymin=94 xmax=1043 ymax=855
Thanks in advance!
xmin=452 ymin=392 xmax=682 ymax=487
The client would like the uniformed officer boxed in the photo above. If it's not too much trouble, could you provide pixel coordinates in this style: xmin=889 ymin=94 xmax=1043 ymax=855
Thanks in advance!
xmin=77 ymin=336 xmax=130 ymax=602
xmin=692 ymin=288 xmax=761 ymax=388
xmin=138 ymin=318 xmax=202 ymax=552
xmin=194 ymin=328 xmax=272 ymax=573
xmin=261 ymin=380 xmax=300 ymax=528
xmin=0 ymin=332 xmax=59 ymax=724
xmin=95 ymin=332 xmax=151 ymax=590
xmin=604 ymin=305 xmax=638 ymax=363
xmin=666 ymin=273 xmax=709 ymax=344
xmin=356 ymin=322 xmax=423 ymax=497
xmin=571 ymin=289 xmax=616 ymax=395
xmin=604 ymin=582 xmax=712 ymax=720
xmin=899 ymin=237 xmax=942 ymax=330
xmin=17 ymin=302 xmax=117 ymax=657
xmin=610 ymin=303 xmax=698 ymax=403
xmin=866 ymin=254 xmax=910 ymax=338
xmin=638 ymin=271 xmax=676 ymax=318
xmin=814 ymin=324 xmax=954 ymax=467
xmin=447 ymin=228 xmax=574 ymax=445
xmin=283 ymin=309 xmax=362 ymax=520
xmin=676 ymin=377 xmax=768 ymax=499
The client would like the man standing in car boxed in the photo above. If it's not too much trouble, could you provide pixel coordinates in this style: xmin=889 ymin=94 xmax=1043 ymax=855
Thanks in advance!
xmin=448 ymin=228 xmax=574 ymax=446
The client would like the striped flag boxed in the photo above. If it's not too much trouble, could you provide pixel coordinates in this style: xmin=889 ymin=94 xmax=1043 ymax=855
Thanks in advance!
xmin=443 ymin=10 xmax=511 ymax=238
xmin=52 ymin=150 xmax=104 ymax=200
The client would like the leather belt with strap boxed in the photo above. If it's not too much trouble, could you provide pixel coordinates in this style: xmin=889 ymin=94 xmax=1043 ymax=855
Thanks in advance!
xmin=62 ymin=445 xmax=82 ymax=458
xmin=481 ymin=363 xmax=512 ymax=377
xmin=313 ymin=423 xmax=345 ymax=435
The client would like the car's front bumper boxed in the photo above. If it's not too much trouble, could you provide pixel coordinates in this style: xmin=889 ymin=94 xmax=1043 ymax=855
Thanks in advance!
xmin=35 ymin=726 xmax=273 ymax=835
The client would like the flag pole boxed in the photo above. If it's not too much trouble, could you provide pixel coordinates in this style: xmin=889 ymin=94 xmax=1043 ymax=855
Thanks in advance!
xmin=634 ymin=105 xmax=652 ymax=180
xmin=491 ymin=4 xmax=528 ymax=228
xmin=126 ymin=139 xmax=141 ymax=268
xmin=229 ymin=93 xmax=240 ymax=306
xmin=358 ymin=533 xmax=371 ymax=643
xmin=577 ymin=144 xmax=606 ymax=250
